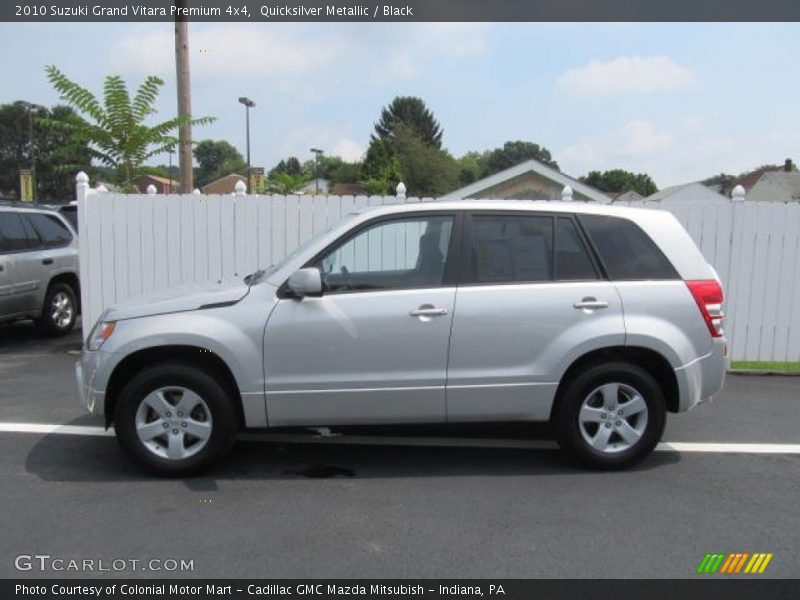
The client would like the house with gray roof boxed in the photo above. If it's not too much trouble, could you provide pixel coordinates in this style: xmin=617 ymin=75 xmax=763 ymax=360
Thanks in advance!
xmin=441 ymin=158 xmax=610 ymax=203
xmin=746 ymin=171 xmax=800 ymax=202
xmin=644 ymin=182 xmax=729 ymax=204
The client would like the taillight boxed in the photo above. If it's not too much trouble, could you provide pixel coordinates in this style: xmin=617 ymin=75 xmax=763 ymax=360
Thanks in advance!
xmin=686 ymin=279 xmax=724 ymax=338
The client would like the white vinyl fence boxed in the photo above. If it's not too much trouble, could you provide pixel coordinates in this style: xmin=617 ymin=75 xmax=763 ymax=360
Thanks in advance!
xmin=615 ymin=197 xmax=800 ymax=363
xmin=76 ymin=175 xmax=428 ymax=338
xmin=77 ymin=173 xmax=800 ymax=362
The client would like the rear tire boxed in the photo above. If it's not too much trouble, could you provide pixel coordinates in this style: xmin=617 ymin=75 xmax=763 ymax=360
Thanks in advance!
xmin=554 ymin=362 xmax=666 ymax=470
xmin=37 ymin=282 xmax=77 ymax=336
xmin=114 ymin=363 xmax=239 ymax=476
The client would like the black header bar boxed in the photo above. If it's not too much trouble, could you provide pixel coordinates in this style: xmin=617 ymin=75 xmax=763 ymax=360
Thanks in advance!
xmin=3 ymin=0 xmax=800 ymax=23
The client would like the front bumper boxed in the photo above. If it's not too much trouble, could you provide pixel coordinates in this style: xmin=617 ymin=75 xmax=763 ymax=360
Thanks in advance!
xmin=75 ymin=348 xmax=106 ymax=416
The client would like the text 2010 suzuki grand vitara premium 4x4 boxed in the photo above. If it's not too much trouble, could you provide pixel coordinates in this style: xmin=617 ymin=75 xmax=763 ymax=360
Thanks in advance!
xmin=76 ymin=201 xmax=726 ymax=475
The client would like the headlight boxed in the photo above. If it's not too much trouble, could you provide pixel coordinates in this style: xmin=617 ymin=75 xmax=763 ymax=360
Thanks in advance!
xmin=87 ymin=320 xmax=116 ymax=351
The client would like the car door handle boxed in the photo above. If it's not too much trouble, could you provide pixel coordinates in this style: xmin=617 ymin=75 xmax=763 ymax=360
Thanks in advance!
xmin=409 ymin=305 xmax=448 ymax=317
xmin=573 ymin=298 xmax=609 ymax=310
xmin=42 ymin=258 xmax=53 ymax=265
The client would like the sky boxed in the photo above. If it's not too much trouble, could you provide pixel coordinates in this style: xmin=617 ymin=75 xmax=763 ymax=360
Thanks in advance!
xmin=0 ymin=21 xmax=798 ymax=188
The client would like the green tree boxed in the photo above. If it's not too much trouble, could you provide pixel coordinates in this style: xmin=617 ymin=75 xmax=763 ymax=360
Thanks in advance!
xmin=702 ymin=173 xmax=736 ymax=189
xmin=579 ymin=169 xmax=658 ymax=196
xmin=482 ymin=141 xmax=558 ymax=175
xmin=361 ymin=137 xmax=403 ymax=195
xmin=269 ymin=156 xmax=302 ymax=178
xmin=455 ymin=151 xmax=485 ymax=187
xmin=42 ymin=65 xmax=214 ymax=190
xmin=329 ymin=160 xmax=362 ymax=185
xmin=391 ymin=125 xmax=458 ymax=196
xmin=373 ymin=96 xmax=443 ymax=149
xmin=264 ymin=171 xmax=309 ymax=194
xmin=362 ymin=125 xmax=458 ymax=196
xmin=194 ymin=139 xmax=246 ymax=187
xmin=0 ymin=102 xmax=93 ymax=201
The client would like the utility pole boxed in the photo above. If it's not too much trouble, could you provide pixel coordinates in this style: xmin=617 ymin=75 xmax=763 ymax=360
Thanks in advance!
xmin=168 ymin=146 xmax=173 ymax=194
xmin=174 ymin=0 xmax=193 ymax=193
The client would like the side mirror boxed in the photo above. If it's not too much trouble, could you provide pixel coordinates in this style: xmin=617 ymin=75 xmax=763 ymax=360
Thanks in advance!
xmin=287 ymin=267 xmax=322 ymax=298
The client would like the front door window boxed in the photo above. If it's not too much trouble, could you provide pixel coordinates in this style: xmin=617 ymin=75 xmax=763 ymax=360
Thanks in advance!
xmin=315 ymin=215 xmax=454 ymax=293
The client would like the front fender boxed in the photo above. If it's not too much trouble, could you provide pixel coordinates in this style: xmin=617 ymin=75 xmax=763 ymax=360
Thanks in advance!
xmin=97 ymin=305 xmax=268 ymax=398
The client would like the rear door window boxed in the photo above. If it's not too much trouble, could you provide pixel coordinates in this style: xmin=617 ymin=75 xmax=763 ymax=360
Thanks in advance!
xmin=578 ymin=214 xmax=678 ymax=280
xmin=24 ymin=213 xmax=73 ymax=248
xmin=0 ymin=212 xmax=32 ymax=253
xmin=555 ymin=217 xmax=598 ymax=280
xmin=20 ymin=216 xmax=42 ymax=249
xmin=467 ymin=214 xmax=553 ymax=283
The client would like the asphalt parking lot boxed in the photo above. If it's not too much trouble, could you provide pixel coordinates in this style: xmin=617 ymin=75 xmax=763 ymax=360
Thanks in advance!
xmin=0 ymin=320 xmax=798 ymax=579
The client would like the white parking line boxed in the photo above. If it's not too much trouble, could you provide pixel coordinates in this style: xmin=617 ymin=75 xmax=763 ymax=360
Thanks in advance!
xmin=0 ymin=422 xmax=113 ymax=436
xmin=0 ymin=422 xmax=799 ymax=454
xmin=656 ymin=441 xmax=800 ymax=454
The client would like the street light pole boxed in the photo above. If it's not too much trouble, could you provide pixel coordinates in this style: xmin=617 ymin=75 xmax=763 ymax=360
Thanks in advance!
xmin=310 ymin=147 xmax=323 ymax=194
xmin=238 ymin=97 xmax=255 ymax=188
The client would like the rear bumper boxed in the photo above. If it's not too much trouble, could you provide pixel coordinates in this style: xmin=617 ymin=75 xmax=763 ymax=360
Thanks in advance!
xmin=674 ymin=338 xmax=727 ymax=412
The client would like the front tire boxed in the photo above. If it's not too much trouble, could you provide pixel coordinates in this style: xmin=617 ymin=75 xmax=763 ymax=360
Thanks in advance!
xmin=554 ymin=362 xmax=666 ymax=470
xmin=37 ymin=282 xmax=77 ymax=336
xmin=114 ymin=364 xmax=239 ymax=476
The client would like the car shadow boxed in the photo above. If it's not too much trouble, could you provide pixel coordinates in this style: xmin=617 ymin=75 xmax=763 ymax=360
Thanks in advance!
xmin=0 ymin=318 xmax=83 ymax=352
xmin=24 ymin=419 xmax=680 ymax=485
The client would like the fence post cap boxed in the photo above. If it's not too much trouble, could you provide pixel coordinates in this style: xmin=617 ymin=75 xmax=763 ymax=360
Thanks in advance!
xmin=146 ymin=184 xmax=157 ymax=195
xmin=561 ymin=185 xmax=573 ymax=201
xmin=396 ymin=182 xmax=406 ymax=195
xmin=234 ymin=180 xmax=247 ymax=195
xmin=96 ymin=184 xmax=109 ymax=193
xmin=193 ymin=188 xmax=201 ymax=195
xmin=76 ymin=171 xmax=89 ymax=185
xmin=731 ymin=185 xmax=746 ymax=201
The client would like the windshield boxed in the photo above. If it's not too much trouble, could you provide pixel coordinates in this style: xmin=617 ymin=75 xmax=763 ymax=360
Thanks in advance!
xmin=243 ymin=218 xmax=347 ymax=285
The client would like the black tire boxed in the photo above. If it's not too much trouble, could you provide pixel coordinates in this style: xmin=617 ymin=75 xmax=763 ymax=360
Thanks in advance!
xmin=553 ymin=362 xmax=666 ymax=470
xmin=37 ymin=282 xmax=77 ymax=336
xmin=114 ymin=363 xmax=239 ymax=476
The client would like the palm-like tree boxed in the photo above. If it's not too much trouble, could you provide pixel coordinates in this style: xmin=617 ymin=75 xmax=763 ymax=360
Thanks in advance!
xmin=42 ymin=65 xmax=214 ymax=189
xmin=264 ymin=172 xmax=310 ymax=195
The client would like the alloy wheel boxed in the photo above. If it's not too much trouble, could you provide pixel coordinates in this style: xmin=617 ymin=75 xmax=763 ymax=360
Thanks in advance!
xmin=578 ymin=382 xmax=649 ymax=454
xmin=134 ymin=386 xmax=213 ymax=460
xmin=50 ymin=291 xmax=74 ymax=329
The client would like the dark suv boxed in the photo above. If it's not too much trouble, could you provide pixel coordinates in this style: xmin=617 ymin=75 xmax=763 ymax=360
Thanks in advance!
xmin=0 ymin=202 xmax=80 ymax=335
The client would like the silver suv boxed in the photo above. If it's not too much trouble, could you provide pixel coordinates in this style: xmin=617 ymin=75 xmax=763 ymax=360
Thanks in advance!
xmin=0 ymin=203 xmax=80 ymax=335
xmin=76 ymin=201 xmax=726 ymax=475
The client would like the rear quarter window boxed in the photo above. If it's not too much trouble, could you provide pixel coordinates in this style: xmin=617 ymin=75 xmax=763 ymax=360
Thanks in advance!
xmin=59 ymin=207 xmax=78 ymax=232
xmin=578 ymin=214 xmax=678 ymax=280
